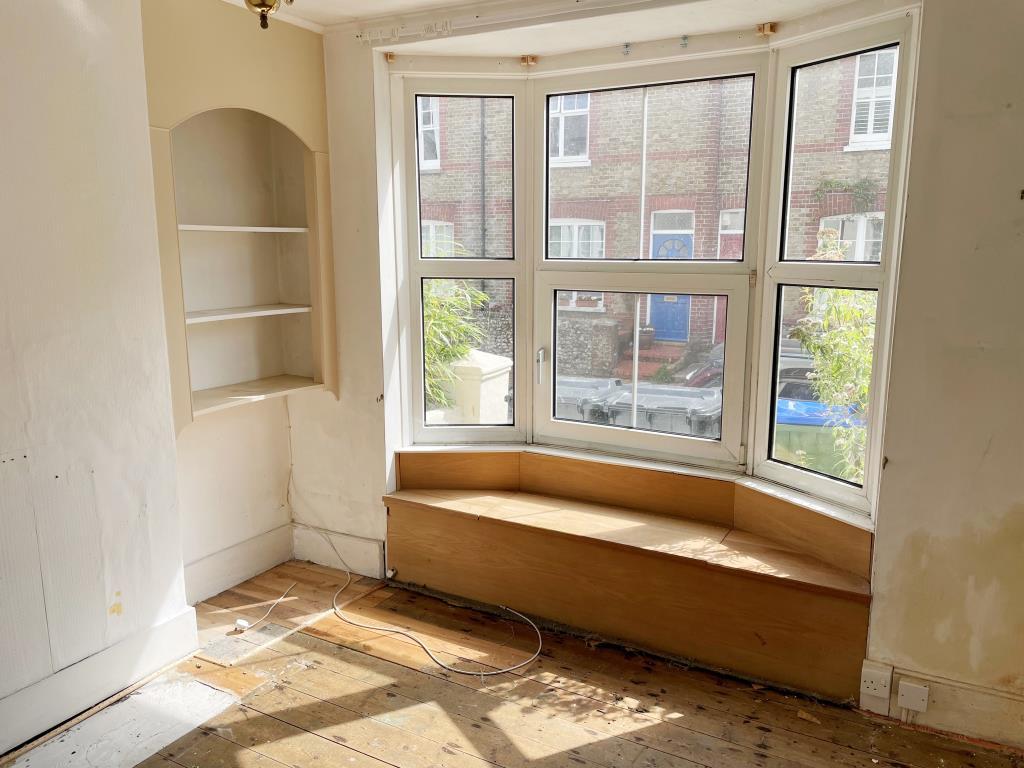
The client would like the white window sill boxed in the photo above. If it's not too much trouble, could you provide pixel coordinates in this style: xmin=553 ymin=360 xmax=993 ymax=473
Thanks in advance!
xmin=550 ymin=158 xmax=591 ymax=168
xmin=843 ymin=141 xmax=891 ymax=152
xmin=397 ymin=442 xmax=874 ymax=531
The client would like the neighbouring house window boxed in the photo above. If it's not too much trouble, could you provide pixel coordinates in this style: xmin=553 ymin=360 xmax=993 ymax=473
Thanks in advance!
xmin=548 ymin=93 xmax=590 ymax=163
xmin=548 ymin=220 xmax=605 ymax=259
xmin=417 ymin=96 xmax=441 ymax=170
xmin=421 ymin=220 xmax=455 ymax=259
xmin=848 ymin=48 xmax=898 ymax=149
xmin=550 ymin=219 xmax=607 ymax=310
xmin=818 ymin=213 xmax=885 ymax=262
xmin=717 ymin=209 xmax=745 ymax=260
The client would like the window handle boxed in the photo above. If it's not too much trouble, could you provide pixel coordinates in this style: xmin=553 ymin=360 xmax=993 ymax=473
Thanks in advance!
xmin=536 ymin=347 xmax=547 ymax=385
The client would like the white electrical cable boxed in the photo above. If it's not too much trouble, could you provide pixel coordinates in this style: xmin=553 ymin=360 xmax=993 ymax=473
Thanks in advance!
xmin=294 ymin=521 xmax=543 ymax=677
xmin=234 ymin=581 xmax=297 ymax=633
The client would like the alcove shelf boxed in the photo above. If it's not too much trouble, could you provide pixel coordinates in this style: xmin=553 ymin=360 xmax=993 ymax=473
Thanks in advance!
xmin=178 ymin=224 xmax=309 ymax=233
xmin=165 ymin=108 xmax=335 ymax=422
xmin=191 ymin=374 xmax=321 ymax=416
xmin=184 ymin=303 xmax=313 ymax=325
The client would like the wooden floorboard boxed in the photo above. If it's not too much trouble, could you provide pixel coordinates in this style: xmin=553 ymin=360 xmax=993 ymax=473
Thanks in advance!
xmin=90 ymin=560 xmax=1017 ymax=768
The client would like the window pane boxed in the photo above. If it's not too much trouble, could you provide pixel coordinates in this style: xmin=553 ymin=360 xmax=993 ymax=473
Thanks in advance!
xmin=547 ymin=76 xmax=753 ymax=261
xmin=782 ymin=46 xmax=897 ymax=262
xmin=562 ymin=114 xmax=589 ymax=157
xmin=652 ymin=210 xmax=695 ymax=232
xmin=719 ymin=209 xmax=744 ymax=232
xmin=422 ymin=130 xmax=439 ymax=162
xmin=422 ymin=279 xmax=514 ymax=426
xmin=417 ymin=95 xmax=513 ymax=259
xmin=554 ymin=290 xmax=725 ymax=439
xmin=770 ymin=286 xmax=877 ymax=485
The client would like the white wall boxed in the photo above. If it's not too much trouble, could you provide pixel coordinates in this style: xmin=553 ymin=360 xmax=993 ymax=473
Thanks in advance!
xmin=176 ymin=400 xmax=294 ymax=603
xmin=868 ymin=0 xmax=1024 ymax=743
xmin=316 ymin=0 xmax=1022 ymax=748
xmin=0 ymin=3 xmax=195 ymax=753
xmin=287 ymin=35 xmax=390 ymax=578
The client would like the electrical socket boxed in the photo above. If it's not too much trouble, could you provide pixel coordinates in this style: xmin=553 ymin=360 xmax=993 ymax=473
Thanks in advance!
xmin=897 ymin=679 xmax=930 ymax=713
xmin=860 ymin=660 xmax=894 ymax=715
xmin=860 ymin=660 xmax=893 ymax=697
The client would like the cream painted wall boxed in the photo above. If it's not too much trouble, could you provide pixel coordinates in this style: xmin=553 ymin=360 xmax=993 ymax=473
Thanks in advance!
xmin=140 ymin=0 xmax=349 ymax=596
xmin=288 ymin=36 xmax=389 ymax=577
xmin=142 ymin=0 xmax=328 ymax=151
xmin=869 ymin=0 xmax=1024 ymax=706
xmin=317 ymin=0 xmax=1023 ymax=747
xmin=0 ymin=3 xmax=194 ymax=752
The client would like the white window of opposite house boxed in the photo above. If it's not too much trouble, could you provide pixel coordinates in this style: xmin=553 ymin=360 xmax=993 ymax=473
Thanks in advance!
xmin=717 ymin=209 xmax=745 ymax=259
xmin=818 ymin=213 xmax=885 ymax=262
xmin=847 ymin=48 xmax=898 ymax=150
xmin=548 ymin=93 xmax=590 ymax=164
xmin=421 ymin=220 xmax=455 ymax=259
xmin=548 ymin=219 xmax=606 ymax=259
xmin=417 ymin=96 xmax=441 ymax=170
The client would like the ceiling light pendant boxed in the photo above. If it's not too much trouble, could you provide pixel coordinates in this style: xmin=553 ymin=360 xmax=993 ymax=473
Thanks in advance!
xmin=244 ymin=0 xmax=294 ymax=30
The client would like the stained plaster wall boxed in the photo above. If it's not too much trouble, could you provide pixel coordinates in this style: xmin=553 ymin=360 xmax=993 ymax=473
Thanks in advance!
xmin=0 ymin=2 xmax=194 ymax=752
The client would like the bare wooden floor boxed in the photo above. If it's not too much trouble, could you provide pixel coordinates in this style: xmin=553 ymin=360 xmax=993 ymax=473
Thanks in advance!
xmin=135 ymin=561 xmax=1016 ymax=768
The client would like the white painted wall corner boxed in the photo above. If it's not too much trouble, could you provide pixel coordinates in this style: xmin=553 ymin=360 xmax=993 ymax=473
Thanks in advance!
xmin=183 ymin=523 xmax=295 ymax=604
xmin=292 ymin=524 xmax=385 ymax=578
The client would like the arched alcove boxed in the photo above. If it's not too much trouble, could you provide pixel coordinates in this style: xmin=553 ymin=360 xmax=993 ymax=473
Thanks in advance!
xmin=169 ymin=108 xmax=322 ymax=413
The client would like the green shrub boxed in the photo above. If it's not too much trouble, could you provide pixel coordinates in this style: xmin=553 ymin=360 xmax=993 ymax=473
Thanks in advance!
xmin=422 ymin=280 xmax=487 ymax=409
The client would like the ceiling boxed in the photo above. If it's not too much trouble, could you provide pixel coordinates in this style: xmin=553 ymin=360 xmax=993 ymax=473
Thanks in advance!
xmin=235 ymin=0 xmax=857 ymax=53
xmin=390 ymin=0 xmax=855 ymax=56
xmin=235 ymin=0 xmax=479 ymax=26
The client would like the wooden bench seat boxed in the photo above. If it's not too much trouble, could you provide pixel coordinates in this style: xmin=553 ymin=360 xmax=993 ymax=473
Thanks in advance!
xmin=387 ymin=488 xmax=870 ymax=600
xmin=385 ymin=451 xmax=872 ymax=701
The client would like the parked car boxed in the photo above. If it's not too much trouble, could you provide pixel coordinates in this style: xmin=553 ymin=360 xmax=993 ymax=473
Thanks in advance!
xmin=680 ymin=343 xmax=724 ymax=388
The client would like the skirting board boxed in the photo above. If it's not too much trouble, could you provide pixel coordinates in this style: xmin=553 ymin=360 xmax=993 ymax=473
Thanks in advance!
xmin=292 ymin=524 xmax=384 ymax=578
xmin=184 ymin=523 xmax=294 ymax=604
xmin=0 ymin=606 xmax=197 ymax=755
xmin=888 ymin=667 xmax=1024 ymax=750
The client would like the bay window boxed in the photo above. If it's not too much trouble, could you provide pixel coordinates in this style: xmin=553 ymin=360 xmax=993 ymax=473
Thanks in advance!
xmin=396 ymin=16 xmax=913 ymax=514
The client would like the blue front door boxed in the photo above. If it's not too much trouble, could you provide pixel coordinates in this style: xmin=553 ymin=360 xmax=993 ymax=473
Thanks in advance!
xmin=649 ymin=233 xmax=692 ymax=341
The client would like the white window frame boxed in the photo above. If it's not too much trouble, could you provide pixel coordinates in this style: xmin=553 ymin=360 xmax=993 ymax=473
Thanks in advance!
xmin=818 ymin=212 xmax=885 ymax=262
xmin=420 ymin=219 xmax=455 ymax=259
xmin=548 ymin=93 xmax=591 ymax=167
xmin=387 ymin=12 xmax=917 ymax=518
xmin=399 ymin=80 xmax=530 ymax=445
xmin=751 ymin=18 xmax=916 ymax=513
xmin=417 ymin=95 xmax=441 ymax=171
xmin=532 ymin=57 xmax=766 ymax=468
xmin=845 ymin=47 xmax=899 ymax=152
xmin=534 ymin=270 xmax=749 ymax=465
